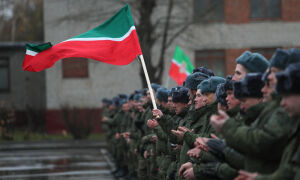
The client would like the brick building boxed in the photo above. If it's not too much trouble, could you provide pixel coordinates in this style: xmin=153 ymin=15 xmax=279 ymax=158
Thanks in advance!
xmin=187 ymin=0 xmax=300 ymax=77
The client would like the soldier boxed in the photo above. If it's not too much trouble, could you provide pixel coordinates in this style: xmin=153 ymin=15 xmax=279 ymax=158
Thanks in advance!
xmin=176 ymin=76 xmax=225 ymax=180
xmin=235 ymin=62 xmax=300 ymax=180
xmin=153 ymin=87 xmax=190 ymax=180
xmin=147 ymin=87 xmax=169 ymax=180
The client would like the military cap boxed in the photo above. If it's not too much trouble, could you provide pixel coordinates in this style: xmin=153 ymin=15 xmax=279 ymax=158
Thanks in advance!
xmin=141 ymin=88 xmax=148 ymax=96
xmin=185 ymin=72 xmax=209 ymax=90
xmin=192 ymin=66 xmax=215 ymax=76
xmin=118 ymin=94 xmax=128 ymax=100
xmin=112 ymin=97 xmax=120 ymax=107
xmin=223 ymin=75 xmax=234 ymax=91
xmin=151 ymin=83 xmax=161 ymax=92
xmin=198 ymin=76 xmax=226 ymax=94
xmin=236 ymin=51 xmax=269 ymax=73
xmin=233 ymin=73 xmax=264 ymax=99
xmin=276 ymin=62 xmax=300 ymax=95
xmin=270 ymin=49 xmax=290 ymax=70
xmin=215 ymin=83 xmax=227 ymax=106
xmin=133 ymin=93 xmax=142 ymax=102
xmin=156 ymin=87 xmax=169 ymax=102
xmin=172 ymin=87 xmax=189 ymax=104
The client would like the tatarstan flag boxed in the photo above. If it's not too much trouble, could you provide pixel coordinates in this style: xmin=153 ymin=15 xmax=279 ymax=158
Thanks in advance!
xmin=23 ymin=4 xmax=142 ymax=72
xmin=168 ymin=46 xmax=194 ymax=85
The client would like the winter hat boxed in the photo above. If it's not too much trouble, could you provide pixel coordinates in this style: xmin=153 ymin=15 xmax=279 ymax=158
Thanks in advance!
xmin=215 ymin=83 xmax=227 ymax=106
xmin=223 ymin=75 xmax=234 ymax=91
xmin=192 ymin=66 xmax=215 ymax=76
xmin=236 ymin=51 xmax=269 ymax=73
xmin=172 ymin=87 xmax=190 ymax=104
xmin=270 ymin=48 xmax=290 ymax=70
xmin=276 ymin=62 xmax=300 ymax=95
xmin=233 ymin=73 xmax=264 ymax=99
xmin=198 ymin=76 xmax=226 ymax=94
xmin=185 ymin=72 xmax=209 ymax=90
xmin=151 ymin=83 xmax=161 ymax=92
xmin=156 ymin=88 xmax=169 ymax=102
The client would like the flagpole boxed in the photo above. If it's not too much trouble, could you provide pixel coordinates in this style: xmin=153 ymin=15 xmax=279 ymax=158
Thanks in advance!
xmin=138 ymin=55 xmax=157 ymax=110
xmin=165 ymin=75 xmax=170 ymax=89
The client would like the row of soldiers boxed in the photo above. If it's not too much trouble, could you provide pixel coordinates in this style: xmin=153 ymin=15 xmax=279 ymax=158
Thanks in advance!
xmin=101 ymin=48 xmax=300 ymax=180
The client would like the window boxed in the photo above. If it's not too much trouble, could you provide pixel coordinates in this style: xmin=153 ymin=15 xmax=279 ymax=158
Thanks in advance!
xmin=194 ymin=0 xmax=224 ymax=22
xmin=195 ymin=50 xmax=225 ymax=77
xmin=251 ymin=48 xmax=278 ymax=60
xmin=62 ymin=57 xmax=89 ymax=78
xmin=250 ymin=0 xmax=281 ymax=20
xmin=0 ymin=58 xmax=9 ymax=92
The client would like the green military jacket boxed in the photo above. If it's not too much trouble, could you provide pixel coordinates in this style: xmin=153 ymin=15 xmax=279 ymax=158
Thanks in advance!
xmin=255 ymin=121 xmax=300 ymax=180
xmin=183 ymin=101 xmax=218 ymax=148
xmin=221 ymin=96 xmax=298 ymax=174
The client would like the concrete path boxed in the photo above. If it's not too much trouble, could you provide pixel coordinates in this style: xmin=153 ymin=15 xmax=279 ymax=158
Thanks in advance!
xmin=0 ymin=140 xmax=114 ymax=180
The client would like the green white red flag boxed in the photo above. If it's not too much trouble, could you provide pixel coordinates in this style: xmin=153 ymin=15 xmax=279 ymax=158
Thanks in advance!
xmin=168 ymin=46 xmax=194 ymax=85
xmin=23 ymin=4 xmax=142 ymax=72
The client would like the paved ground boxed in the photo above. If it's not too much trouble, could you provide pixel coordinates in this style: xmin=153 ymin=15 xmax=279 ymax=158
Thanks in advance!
xmin=0 ymin=140 xmax=114 ymax=180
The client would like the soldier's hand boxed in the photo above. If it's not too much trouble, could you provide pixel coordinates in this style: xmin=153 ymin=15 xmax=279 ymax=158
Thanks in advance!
xmin=210 ymin=133 xmax=219 ymax=139
xmin=115 ymin=133 xmax=120 ymax=139
xmin=194 ymin=137 xmax=209 ymax=152
xmin=234 ymin=170 xmax=258 ymax=180
xmin=187 ymin=147 xmax=201 ymax=159
xmin=174 ymin=144 xmax=181 ymax=150
xmin=178 ymin=126 xmax=193 ymax=133
xmin=171 ymin=129 xmax=185 ymax=140
xmin=147 ymin=119 xmax=158 ymax=129
xmin=102 ymin=116 xmax=108 ymax=122
xmin=152 ymin=109 xmax=163 ymax=119
xmin=150 ymin=135 xmax=158 ymax=142
xmin=210 ymin=110 xmax=229 ymax=133
xmin=143 ymin=151 xmax=148 ymax=159
xmin=178 ymin=162 xmax=193 ymax=177
xmin=183 ymin=167 xmax=195 ymax=180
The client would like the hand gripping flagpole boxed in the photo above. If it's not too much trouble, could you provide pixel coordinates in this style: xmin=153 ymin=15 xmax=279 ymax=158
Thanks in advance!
xmin=138 ymin=55 xmax=157 ymax=110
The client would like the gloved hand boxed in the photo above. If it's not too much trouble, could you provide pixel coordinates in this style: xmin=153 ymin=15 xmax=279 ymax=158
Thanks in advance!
xmin=206 ymin=139 xmax=226 ymax=161
xmin=199 ymin=162 xmax=220 ymax=178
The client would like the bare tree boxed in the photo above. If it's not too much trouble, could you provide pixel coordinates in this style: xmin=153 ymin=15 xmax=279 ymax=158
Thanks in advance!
xmin=122 ymin=0 xmax=218 ymax=86
xmin=0 ymin=0 xmax=43 ymax=41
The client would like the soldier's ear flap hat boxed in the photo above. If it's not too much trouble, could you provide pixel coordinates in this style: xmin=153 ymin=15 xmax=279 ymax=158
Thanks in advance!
xmin=236 ymin=51 xmax=269 ymax=73
xmin=192 ymin=66 xmax=215 ymax=76
xmin=276 ymin=62 xmax=300 ymax=95
xmin=172 ymin=87 xmax=190 ymax=104
xmin=223 ymin=75 xmax=233 ymax=91
xmin=151 ymin=83 xmax=161 ymax=92
xmin=269 ymin=48 xmax=290 ymax=70
xmin=215 ymin=83 xmax=227 ymax=106
xmin=197 ymin=76 xmax=226 ymax=94
xmin=185 ymin=72 xmax=209 ymax=90
xmin=156 ymin=87 xmax=169 ymax=102
xmin=233 ymin=73 xmax=264 ymax=99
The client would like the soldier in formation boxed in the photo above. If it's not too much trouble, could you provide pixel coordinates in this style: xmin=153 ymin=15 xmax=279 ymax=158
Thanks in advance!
xmin=102 ymin=48 xmax=300 ymax=180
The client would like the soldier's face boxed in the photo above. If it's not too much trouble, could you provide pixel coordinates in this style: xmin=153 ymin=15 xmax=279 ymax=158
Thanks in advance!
xmin=122 ymin=103 xmax=130 ymax=112
xmin=195 ymin=90 xmax=206 ymax=110
xmin=233 ymin=64 xmax=247 ymax=81
xmin=262 ymin=67 xmax=281 ymax=102
xmin=167 ymin=96 xmax=175 ymax=110
xmin=226 ymin=90 xmax=240 ymax=110
xmin=240 ymin=98 xmax=262 ymax=112
xmin=174 ymin=102 xmax=187 ymax=115
xmin=280 ymin=95 xmax=300 ymax=117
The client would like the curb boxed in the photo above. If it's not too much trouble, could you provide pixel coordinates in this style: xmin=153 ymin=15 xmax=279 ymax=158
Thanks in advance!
xmin=0 ymin=140 xmax=107 ymax=151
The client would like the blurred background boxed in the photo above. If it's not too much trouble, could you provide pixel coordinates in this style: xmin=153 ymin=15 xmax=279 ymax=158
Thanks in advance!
xmin=0 ymin=0 xmax=300 ymax=139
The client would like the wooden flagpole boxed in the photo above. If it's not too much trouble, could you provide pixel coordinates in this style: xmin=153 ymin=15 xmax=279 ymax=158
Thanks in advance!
xmin=138 ymin=55 xmax=157 ymax=110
